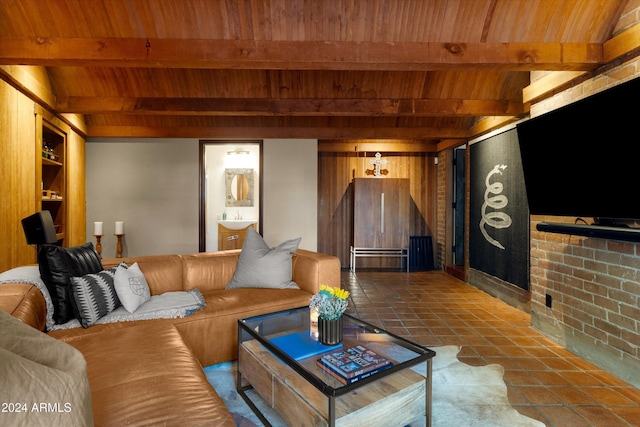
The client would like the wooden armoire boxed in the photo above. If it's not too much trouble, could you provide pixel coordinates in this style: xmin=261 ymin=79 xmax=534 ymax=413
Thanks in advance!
xmin=351 ymin=178 xmax=410 ymax=269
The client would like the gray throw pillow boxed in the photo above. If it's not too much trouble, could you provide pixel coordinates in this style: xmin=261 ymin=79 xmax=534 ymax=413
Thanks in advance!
xmin=226 ymin=227 xmax=301 ymax=289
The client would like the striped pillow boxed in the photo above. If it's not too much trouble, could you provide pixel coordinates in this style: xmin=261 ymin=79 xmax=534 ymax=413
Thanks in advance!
xmin=70 ymin=264 xmax=123 ymax=328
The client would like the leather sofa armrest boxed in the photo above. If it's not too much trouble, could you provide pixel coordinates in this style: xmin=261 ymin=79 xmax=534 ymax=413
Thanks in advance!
xmin=292 ymin=249 xmax=341 ymax=294
xmin=0 ymin=284 xmax=47 ymax=331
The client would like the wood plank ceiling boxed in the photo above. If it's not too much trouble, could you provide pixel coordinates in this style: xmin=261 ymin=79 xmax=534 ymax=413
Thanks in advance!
xmin=0 ymin=0 xmax=635 ymax=151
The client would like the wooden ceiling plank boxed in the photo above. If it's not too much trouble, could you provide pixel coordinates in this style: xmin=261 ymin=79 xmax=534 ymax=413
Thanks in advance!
xmin=1 ymin=37 xmax=603 ymax=71
xmin=58 ymin=96 xmax=524 ymax=116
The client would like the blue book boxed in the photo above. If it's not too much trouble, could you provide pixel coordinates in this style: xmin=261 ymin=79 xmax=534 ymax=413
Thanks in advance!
xmin=269 ymin=329 xmax=343 ymax=360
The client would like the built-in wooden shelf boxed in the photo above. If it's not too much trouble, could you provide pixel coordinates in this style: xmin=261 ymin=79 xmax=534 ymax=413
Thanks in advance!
xmin=39 ymin=119 xmax=67 ymax=245
xmin=42 ymin=157 xmax=63 ymax=167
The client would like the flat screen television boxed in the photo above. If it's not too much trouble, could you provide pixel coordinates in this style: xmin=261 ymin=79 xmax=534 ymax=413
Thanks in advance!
xmin=517 ymin=77 xmax=640 ymax=223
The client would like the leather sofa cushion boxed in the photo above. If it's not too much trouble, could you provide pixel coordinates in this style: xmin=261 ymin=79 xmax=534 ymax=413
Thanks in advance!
xmin=60 ymin=322 xmax=235 ymax=426
xmin=182 ymin=250 xmax=241 ymax=292
xmin=102 ymin=254 xmax=183 ymax=295
xmin=174 ymin=287 xmax=314 ymax=365
xmin=38 ymin=242 xmax=103 ymax=324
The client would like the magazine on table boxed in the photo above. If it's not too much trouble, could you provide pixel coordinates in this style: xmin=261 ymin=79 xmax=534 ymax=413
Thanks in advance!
xmin=316 ymin=344 xmax=393 ymax=385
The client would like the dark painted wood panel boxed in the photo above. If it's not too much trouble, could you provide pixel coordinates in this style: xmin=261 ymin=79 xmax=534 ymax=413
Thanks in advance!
xmin=318 ymin=152 xmax=436 ymax=269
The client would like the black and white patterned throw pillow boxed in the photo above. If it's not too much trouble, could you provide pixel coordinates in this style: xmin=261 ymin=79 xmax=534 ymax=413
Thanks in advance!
xmin=70 ymin=264 xmax=124 ymax=328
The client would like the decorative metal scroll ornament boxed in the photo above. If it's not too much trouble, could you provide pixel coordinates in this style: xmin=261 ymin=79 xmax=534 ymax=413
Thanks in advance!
xmin=479 ymin=164 xmax=512 ymax=250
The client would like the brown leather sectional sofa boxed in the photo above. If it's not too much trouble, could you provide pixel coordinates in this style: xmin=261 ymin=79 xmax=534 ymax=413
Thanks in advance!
xmin=0 ymin=248 xmax=341 ymax=426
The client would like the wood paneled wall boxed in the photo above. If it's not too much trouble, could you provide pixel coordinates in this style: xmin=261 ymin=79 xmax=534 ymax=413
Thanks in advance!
xmin=65 ymin=126 xmax=86 ymax=247
xmin=318 ymin=151 xmax=437 ymax=268
xmin=0 ymin=71 xmax=87 ymax=273
xmin=0 ymin=79 xmax=38 ymax=269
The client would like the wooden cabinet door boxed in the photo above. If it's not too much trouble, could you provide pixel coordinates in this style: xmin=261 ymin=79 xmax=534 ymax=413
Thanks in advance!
xmin=353 ymin=178 xmax=410 ymax=248
xmin=218 ymin=224 xmax=255 ymax=250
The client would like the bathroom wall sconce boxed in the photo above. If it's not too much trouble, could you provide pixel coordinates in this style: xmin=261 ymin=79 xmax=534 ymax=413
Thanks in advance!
xmin=225 ymin=149 xmax=252 ymax=168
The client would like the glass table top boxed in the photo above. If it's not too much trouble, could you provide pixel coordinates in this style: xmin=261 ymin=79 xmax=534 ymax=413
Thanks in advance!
xmin=238 ymin=306 xmax=435 ymax=396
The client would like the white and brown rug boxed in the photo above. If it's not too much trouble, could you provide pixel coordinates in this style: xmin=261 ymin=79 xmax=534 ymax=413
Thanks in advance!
xmin=204 ymin=345 xmax=545 ymax=427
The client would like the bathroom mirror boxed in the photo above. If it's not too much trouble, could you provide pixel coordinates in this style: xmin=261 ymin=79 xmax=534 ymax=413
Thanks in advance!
xmin=225 ymin=168 xmax=254 ymax=207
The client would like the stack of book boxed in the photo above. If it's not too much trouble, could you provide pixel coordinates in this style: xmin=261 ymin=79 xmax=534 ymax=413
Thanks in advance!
xmin=316 ymin=345 xmax=393 ymax=385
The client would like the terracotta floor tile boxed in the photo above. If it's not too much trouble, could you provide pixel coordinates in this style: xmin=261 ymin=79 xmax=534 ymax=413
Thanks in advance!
xmin=483 ymin=356 xmax=525 ymax=370
xmin=557 ymin=370 xmax=606 ymax=387
xmin=536 ymin=405 xmax=590 ymax=426
xmin=538 ymin=356 xmax=584 ymax=371
xmin=517 ymin=385 xmax=565 ymax=405
xmin=582 ymin=387 xmax=637 ymax=405
xmin=507 ymin=335 xmax=545 ymax=347
xmin=503 ymin=370 xmax=541 ymax=386
xmin=572 ymin=405 xmax=632 ymax=427
xmin=484 ymin=335 xmax=518 ymax=347
xmin=615 ymin=386 xmax=640 ymax=403
xmin=549 ymin=386 xmax=599 ymax=405
xmin=507 ymin=385 xmax=529 ymax=404
xmin=457 ymin=356 xmax=485 ymax=366
xmin=610 ymin=406 xmax=640 ymax=426
xmin=512 ymin=358 xmax=550 ymax=371
xmin=457 ymin=334 xmax=491 ymax=346
xmin=528 ymin=370 xmax=572 ymax=387
xmin=342 ymin=270 xmax=640 ymax=427
xmin=497 ymin=345 xmax=534 ymax=357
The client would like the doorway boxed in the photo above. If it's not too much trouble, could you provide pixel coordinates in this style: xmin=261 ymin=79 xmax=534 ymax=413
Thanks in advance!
xmin=453 ymin=146 xmax=466 ymax=266
xmin=199 ymin=140 xmax=263 ymax=252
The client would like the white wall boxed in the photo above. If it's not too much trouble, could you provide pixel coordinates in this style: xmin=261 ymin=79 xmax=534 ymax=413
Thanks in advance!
xmin=85 ymin=138 xmax=317 ymax=257
xmin=85 ymin=139 xmax=199 ymax=257
xmin=263 ymin=139 xmax=318 ymax=251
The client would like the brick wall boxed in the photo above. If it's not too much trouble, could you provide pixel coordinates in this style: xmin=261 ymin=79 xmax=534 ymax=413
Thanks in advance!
xmin=530 ymin=214 xmax=640 ymax=387
xmin=435 ymin=150 xmax=448 ymax=270
xmin=529 ymin=53 xmax=640 ymax=387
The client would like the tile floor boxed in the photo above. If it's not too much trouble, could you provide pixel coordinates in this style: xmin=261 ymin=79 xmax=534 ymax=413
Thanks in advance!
xmin=342 ymin=270 xmax=640 ymax=427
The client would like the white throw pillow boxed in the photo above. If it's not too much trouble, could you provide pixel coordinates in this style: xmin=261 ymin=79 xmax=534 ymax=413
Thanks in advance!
xmin=114 ymin=262 xmax=151 ymax=313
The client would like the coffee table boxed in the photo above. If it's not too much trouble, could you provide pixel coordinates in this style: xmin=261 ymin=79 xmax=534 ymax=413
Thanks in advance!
xmin=237 ymin=307 xmax=435 ymax=427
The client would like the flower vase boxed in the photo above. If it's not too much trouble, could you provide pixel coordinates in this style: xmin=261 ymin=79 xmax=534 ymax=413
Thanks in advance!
xmin=318 ymin=316 xmax=343 ymax=346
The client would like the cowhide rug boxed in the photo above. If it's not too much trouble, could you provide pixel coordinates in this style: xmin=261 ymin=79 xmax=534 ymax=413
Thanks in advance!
xmin=204 ymin=345 xmax=545 ymax=427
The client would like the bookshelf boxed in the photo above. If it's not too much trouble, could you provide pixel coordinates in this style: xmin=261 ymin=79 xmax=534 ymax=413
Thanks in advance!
xmin=38 ymin=119 xmax=66 ymax=244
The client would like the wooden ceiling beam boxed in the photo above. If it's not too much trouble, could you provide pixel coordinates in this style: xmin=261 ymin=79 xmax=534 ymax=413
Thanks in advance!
xmin=436 ymin=139 xmax=467 ymax=151
xmin=58 ymin=96 xmax=524 ymax=117
xmin=85 ymin=125 xmax=469 ymax=140
xmin=522 ymin=23 xmax=640 ymax=105
xmin=1 ymin=38 xmax=602 ymax=71
xmin=318 ymin=140 xmax=437 ymax=153
xmin=604 ymin=22 xmax=640 ymax=62
xmin=469 ymin=116 xmax=523 ymax=139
